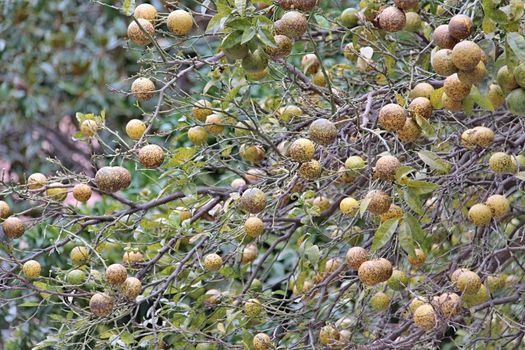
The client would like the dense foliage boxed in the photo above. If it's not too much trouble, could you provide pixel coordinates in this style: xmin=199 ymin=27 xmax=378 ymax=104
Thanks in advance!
xmin=1 ymin=0 xmax=525 ymax=349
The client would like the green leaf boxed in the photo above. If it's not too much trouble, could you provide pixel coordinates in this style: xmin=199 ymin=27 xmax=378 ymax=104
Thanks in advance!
xmin=404 ymin=213 xmax=430 ymax=252
xmin=359 ymin=194 xmax=371 ymax=217
xmin=305 ymin=244 xmax=320 ymax=266
xmin=314 ymin=14 xmax=330 ymax=30
xmin=120 ymin=0 xmax=135 ymax=16
xmin=507 ymin=32 xmax=525 ymax=61
xmin=234 ymin=0 xmax=246 ymax=16
xmin=514 ymin=171 xmax=525 ymax=181
xmin=241 ymin=27 xmax=256 ymax=45
xmin=395 ymin=165 xmax=416 ymax=183
xmin=462 ymin=95 xmax=475 ymax=116
xmin=18 ymin=302 xmax=40 ymax=307
xmin=403 ymin=189 xmax=424 ymax=215
xmin=470 ymin=86 xmax=494 ymax=111
xmin=222 ymin=31 xmax=243 ymax=49
xmin=397 ymin=221 xmax=416 ymax=258
xmin=417 ymin=150 xmax=452 ymax=173
xmin=257 ymin=28 xmax=277 ymax=48
xmin=415 ymin=114 xmax=435 ymax=138
xmin=169 ymin=147 xmax=196 ymax=166
xmin=406 ymin=180 xmax=439 ymax=194
xmin=429 ymin=87 xmax=444 ymax=109
xmin=371 ymin=218 xmax=399 ymax=252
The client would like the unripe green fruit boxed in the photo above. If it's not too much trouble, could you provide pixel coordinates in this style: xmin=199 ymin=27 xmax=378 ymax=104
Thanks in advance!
xmin=67 ymin=269 xmax=87 ymax=285
xmin=485 ymin=274 xmax=505 ymax=293
xmin=345 ymin=156 xmax=366 ymax=172
xmin=488 ymin=84 xmax=505 ymax=109
xmin=188 ymin=126 xmax=208 ymax=145
xmin=404 ymin=12 xmax=421 ymax=32
xmin=242 ymin=49 xmax=268 ymax=72
xmin=340 ymin=8 xmax=359 ymax=28
xmin=462 ymin=284 xmax=488 ymax=307
xmin=90 ymin=292 xmax=114 ymax=317
xmin=224 ymin=44 xmax=249 ymax=60
xmin=203 ymin=253 xmax=223 ymax=271
xmin=387 ymin=269 xmax=409 ymax=291
xmin=22 ymin=260 xmax=41 ymax=279
xmin=277 ymin=105 xmax=302 ymax=122
xmin=70 ymin=246 xmax=89 ymax=266
xmin=496 ymin=66 xmax=518 ymax=93
xmin=506 ymin=88 xmax=525 ymax=116
xmin=370 ymin=292 xmax=391 ymax=311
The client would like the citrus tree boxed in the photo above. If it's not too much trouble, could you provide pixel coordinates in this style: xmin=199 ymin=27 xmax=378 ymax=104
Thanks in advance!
xmin=1 ymin=0 xmax=525 ymax=349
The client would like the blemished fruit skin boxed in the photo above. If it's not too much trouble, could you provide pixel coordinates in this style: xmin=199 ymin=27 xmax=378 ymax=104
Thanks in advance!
xmin=241 ymin=244 xmax=258 ymax=264
xmin=73 ymin=184 xmax=92 ymax=202
xmin=127 ymin=19 xmax=155 ymax=45
xmin=80 ymin=119 xmax=98 ymax=137
xmin=346 ymin=247 xmax=368 ymax=270
xmin=312 ymin=71 xmax=327 ymax=87
xmin=444 ymin=73 xmax=471 ymax=102
xmin=253 ymin=333 xmax=271 ymax=350
xmin=471 ymin=126 xmax=494 ymax=148
xmin=205 ymin=114 xmax=225 ymax=135
xmin=345 ymin=156 xmax=366 ymax=171
xmin=433 ymin=292 xmax=461 ymax=319
xmin=489 ymin=152 xmax=516 ymax=174
xmin=451 ymin=41 xmax=482 ymax=71
xmin=139 ymin=144 xmax=165 ymax=168
xmin=397 ymin=118 xmax=421 ymax=142
xmin=120 ymin=277 xmax=142 ymax=300
xmin=365 ymin=190 xmax=392 ymax=215
xmin=246 ymin=67 xmax=268 ymax=81
xmin=244 ymin=298 xmax=263 ymax=317
xmin=309 ymin=118 xmax=337 ymax=145
xmin=451 ymin=268 xmax=471 ymax=284
xmin=240 ymin=144 xmax=265 ymax=164
xmin=123 ymin=251 xmax=144 ymax=264
xmin=313 ymin=196 xmax=330 ymax=212
xmin=28 ymin=173 xmax=48 ymax=190
xmin=231 ymin=178 xmax=247 ymax=189
xmin=192 ymin=100 xmax=213 ymax=121
xmin=240 ymin=188 xmax=267 ymax=213
xmin=407 ymin=248 xmax=426 ymax=267
xmin=506 ymin=88 xmax=525 ymax=116
xmin=167 ymin=10 xmax=193 ymax=36
xmin=431 ymin=49 xmax=458 ymax=76
xmin=462 ymin=284 xmax=489 ymax=307
xmin=374 ymin=155 xmax=400 ymax=181
xmin=340 ymin=8 xmax=359 ymax=28
xmin=70 ymin=246 xmax=89 ymax=266
xmin=458 ymin=61 xmax=486 ymax=85
xmin=468 ymin=203 xmax=493 ymax=226
xmin=0 ymin=200 xmax=11 ymax=218
xmin=387 ymin=269 xmax=409 ymax=291
xmin=22 ymin=260 xmax=41 ymax=279
xmin=413 ymin=304 xmax=437 ymax=331
xmin=126 ymin=119 xmax=146 ymax=140
xmin=378 ymin=103 xmax=406 ymax=131
xmin=456 ymin=270 xmax=481 ymax=295
xmin=298 ymin=159 xmax=322 ymax=180
xmin=274 ymin=11 xmax=308 ymax=40
xmin=265 ymin=35 xmax=293 ymax=59
xmin=394 ymin=0 xmax=418 ymax=10
xmin=106 ymin=263 xmax=128 ymax=285
xmin=278 ymin=0 xmax=318 ymax=12
xmin=485 ymin=275 xmax=505 ymax=293
xmin=433 ymin=25 xmax=459 ymax=50
xmin=244 ymin=217 xmax=264 ymax=237
xmin=409 ymin=97 xmax=433 ymax=119
xmin=289 ymin=138 xmax=315 ymax=163
xmin=301 ymin=54 xmax=320 ymax=74
xmin=134 ymin=4 xmax=157 ymax=21
xmin=47 ymin=183 xmax=68 ymax=201
xmin=380 ymin=204 xmax=403 ymax=222
xmin=90 ymin=292 xmax=114 ymax=317
xmin=448 ymin=14 xmax=472 ymax=40
xmin=3 ymin=217 xmax=25 ymax=239
xmin=442 ymin=92 xmax=463 ymax=111
xmin=496 ymin=65 xmax=518 ymax=93
xmin=131 ymin=77 xmax=155 ymax=101
xmin=203 ymin=253 xmax=223 ymax=271
xmin=410 ymin=83 xmax=434 ymax=99
xmin=358 ymin=259 xmax=392 ymax=286
xmin=378 ymin=6 xmax=406 ymax=32
xmin=370 ymin=292 xmax=391 ymax=311
xmin=340 ymin=197 xmax=359 ymax=215
xmin=188 ymin=126 xmax=208 ymax=145
xmin=319 ymin=325 xmax=340 ymax=345
xmin=95 ymin=166 xmax=132 ymax=193
xmin=409 ymin=297 xmax=427 ymax=314
xmin=485 ymin=195 xmax=510 ymax=219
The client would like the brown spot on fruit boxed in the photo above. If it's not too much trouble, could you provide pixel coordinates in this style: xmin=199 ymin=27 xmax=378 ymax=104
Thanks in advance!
xmin=432 ymin=25 xmax=458 ymax=49
xmin=448 ymin=14 xmax=473 ymax=40
xmin=443 ymin=73 xmax=471 ymax=102
xmin=451 ymin=41 xmax=482 ymax=71
xmin=378 ymin=103 xmax=406 ymax=131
